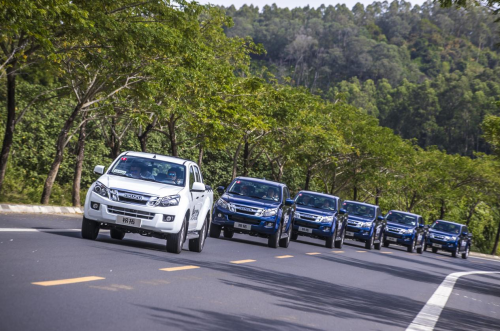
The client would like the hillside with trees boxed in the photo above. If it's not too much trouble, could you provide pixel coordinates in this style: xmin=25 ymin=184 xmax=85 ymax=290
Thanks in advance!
xmin=1 ymin=0 xmax=500 ymax=254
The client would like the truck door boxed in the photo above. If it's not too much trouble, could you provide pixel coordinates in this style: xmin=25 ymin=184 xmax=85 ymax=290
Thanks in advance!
xmin=281 ymin=187 xmax=292 ymax=233
xmin=188 ymin=165 xmax=203 ymax=230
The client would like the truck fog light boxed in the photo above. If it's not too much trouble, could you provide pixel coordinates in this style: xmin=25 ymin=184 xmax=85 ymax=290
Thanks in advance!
xmin=218 ymin=213 xmax=222 ymax=218
xmin=91 ymin=202 xmax=100 ymax=210
xmin=163 ymin=215 xmax=175 ymax=222
xmin=404 ymin=238 xmax=410 ymax=241
xmin=265 ymin=222 xmax=274 ymax=227
xmin=363 ymin=231 xmax=369 ymax=235
xmin=323 ymin=227 xmax=331 ymax=232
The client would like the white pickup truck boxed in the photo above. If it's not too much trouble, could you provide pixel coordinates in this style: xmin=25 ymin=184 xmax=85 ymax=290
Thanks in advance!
xmin=82 ymin=151 xmax=213 ymax=254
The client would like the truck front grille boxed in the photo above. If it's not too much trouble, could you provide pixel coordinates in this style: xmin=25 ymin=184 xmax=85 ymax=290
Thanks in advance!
xmin=108 ymin=206 xmax=155 ymax=220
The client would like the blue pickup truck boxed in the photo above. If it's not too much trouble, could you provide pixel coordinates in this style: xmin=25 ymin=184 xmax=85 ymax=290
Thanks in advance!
xmin=426 ymin=220 xmax=471 ymax=259
xmin=343 ymin=200 xmax=386 ymax=250
xmin=209 ymin=177 xmax=295 ymax=248
xmin=383 ymin=210 xmax=427 ymax=253
xmin=291 ymin=191 xmax=348 ymax=249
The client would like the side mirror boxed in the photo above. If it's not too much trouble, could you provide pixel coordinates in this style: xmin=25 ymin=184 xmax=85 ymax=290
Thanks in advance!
xmin=462 ymin=231 xmax=468 ymax=236
xmin=419 ymin=224 xmax=424 ymax=229
xmin=205 ymin=185 xmax=212 ymax=191
xmin=339 ymin=208 xmax=347 ymax=215
xmin=217 ymin=186 xmax=225 ymax=195
xmin=94 ymin=165 xmax=105 ymax=175
xmin=285 ymin=199 xmax=295 ymax=206
xmin=377 ymin=215 xmax=385 ymax=221
xmin=191 ymin=182 xmax=205 ymax=192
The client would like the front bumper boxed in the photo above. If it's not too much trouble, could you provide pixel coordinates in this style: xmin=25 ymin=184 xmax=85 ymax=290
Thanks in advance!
xmin=292 ymin=219 xmax=335 ymax=238
xmin=427 ymin=238 xmax=457 ymax=252
xmin=84 ymin=191 xmax=185 ymax=234
xmin=345 ymin=226 xmax=372 ymax=241
xmin=384 ymin=233 xmax=414 ymax=246
xmin=212 ymin=206 xmax=279 ymax=235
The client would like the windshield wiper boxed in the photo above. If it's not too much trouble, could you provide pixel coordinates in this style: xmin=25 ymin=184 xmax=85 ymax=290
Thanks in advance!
xmin=249 ymin=195 xmax=264 ymax=200
xmin=228 ymin=191 xmax=243 ymax=195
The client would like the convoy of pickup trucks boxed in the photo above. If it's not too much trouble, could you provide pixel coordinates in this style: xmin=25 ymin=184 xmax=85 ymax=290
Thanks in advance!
xmin=82 ymin=151 xmax=472 ymax=259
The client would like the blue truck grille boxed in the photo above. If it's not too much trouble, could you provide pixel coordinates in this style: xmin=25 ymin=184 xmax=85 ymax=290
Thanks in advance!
xmin=295 ymin=220 xmax=321 ymax=229
xmin=228 ymin=215 xmax=261 ymax=225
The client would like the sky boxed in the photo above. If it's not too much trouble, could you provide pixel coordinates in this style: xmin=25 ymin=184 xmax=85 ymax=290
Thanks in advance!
xmin=198 ymin=0 xmax=429 ymax=10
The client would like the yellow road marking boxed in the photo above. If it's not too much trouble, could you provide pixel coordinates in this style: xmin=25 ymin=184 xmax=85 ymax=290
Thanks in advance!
xmin=332 ymin=251 xmax=344 ymax=253
xmin=276 ymin=255 xmax=294 ymax=259
xmin=381 ymin=252 xmax=393 ymax=254
xmin=160 ymin=266 xmax=200 ymax=272
xmin=231 ymin=259 xmax=256 ymax=264
xmin=32 ymin=276 xmax=105 ymax=286
xmin=306 ymin=252 xmax=321 ymax=255
xmin=356 ymin=251 xmax=367 ymax=253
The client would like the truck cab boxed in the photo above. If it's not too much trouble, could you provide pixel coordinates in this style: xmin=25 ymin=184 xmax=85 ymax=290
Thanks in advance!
xmin=383 ymin=210 xmax=427 ymax=253
xmin=210 ymin=177 xmax=295 ymax=248
xmin=292 ymin=191 xmax=348 ymax=249
xmin=426 ymin=220 xmax=471 ymax=259
xmin=343 ymin=200 xmax=386 ymax=250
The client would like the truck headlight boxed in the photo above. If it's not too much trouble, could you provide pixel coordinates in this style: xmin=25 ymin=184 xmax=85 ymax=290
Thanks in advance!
xmin=318 ymin=216 xmax=334 ymax=223
xmin=294 ymin=212 xmax=301 ymax=219
xmin=404 ymin=229 xmax=414 ymax=234
xmin=217 ymin=198 xmax=229 ymax=210
xmin=430 ymin=233 xmax=435 ymax=238
xmin=263 ymin=208 xmax=278 ymax=217
xmin=93 ymin=181 xmax=108 ymax=197
xmin=360 ymin=222 xmax=371 ymax=228
xmin=157 ymin=194 xmax=180 ymax=207
xmin=445 ymin=236 xmax=457 ymax=241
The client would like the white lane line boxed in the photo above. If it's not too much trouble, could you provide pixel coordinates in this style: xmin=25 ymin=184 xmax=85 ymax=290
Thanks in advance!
xmin=406 ymin=271 xmax=500 ymax=331
xmin=0 ymin=228 xmax=108 ymax=233
xmin=470 ymin=256 xmax=500 ymax=263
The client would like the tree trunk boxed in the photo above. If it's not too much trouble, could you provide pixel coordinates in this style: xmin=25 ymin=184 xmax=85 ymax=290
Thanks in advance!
xmin=167 ymin=116 xmax=177 ymax=157
xmin=231 ymin=143 xmax=242 ymax=180
xmin=137 ymin=121 xmax=156 ymax=153
xmin=491 ymin=218 xmax=500 ymax=255
xmin=439 ymin=199 xmax=446 ymax=219
xmin=41 ymin=104 xmax=82 ymax=204
xmin=243 ymin=138 xmax=249 ymax=176
xmin=353 ymin=185 xmax=358 ymax=201
xmin=375 ymin=187 xmax=381 ymax=206
xmin=110 ymin=118 xmax=122 ymax=159
xmin=304 ymin=168 xmax=312 ymax=190
xmin=198 ymin=145 xmax=203 ymax=168
xmin=0 ymin=65 xmax=17 ymax=193
xmin=72 ymin=116 xmax=87 ymax=207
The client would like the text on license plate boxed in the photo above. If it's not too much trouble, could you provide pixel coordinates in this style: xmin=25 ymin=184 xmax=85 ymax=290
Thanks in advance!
xmin=299 ymin=226 xmax=312 ymax=233
xmin=234 ymin=222 xmax=251 ymax=230
xmin=345 ymin=231 xmax=354 ymax=236
xmin=432 ymin=243 xmax=442 ymax=248
xmin=116 ymin=216 xmax=141 ymax=227
xmin=387 ymin=237 xmax=397 ymax=242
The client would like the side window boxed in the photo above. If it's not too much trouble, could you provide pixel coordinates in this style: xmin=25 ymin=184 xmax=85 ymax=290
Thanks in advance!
xmin=463 ymin=226 xmax=468 ymax=234
xmin=338 ymin=200 xmax=342 ymax=210
xmin=193 ymin=166 xmax=202 ymax=183
xmin=377 ymin=208 xmax=381 ymax=217
xmin=284 ymin=187 xmax=290 ymax=199
xmin=189 ymin=166 xmax=195 ymax=185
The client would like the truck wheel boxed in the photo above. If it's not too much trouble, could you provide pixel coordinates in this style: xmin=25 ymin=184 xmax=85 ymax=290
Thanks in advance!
xmin=432 ymin=247 xmax=438 ymax=253
xmin=417 ymin=237 xmax=425 ymax=254
xmin=166 ymin=217 xmax=186 ymax=254
xmin=451 ymin=245 xmax=459 ymax=258
xmin=279 ymin=225 xmax=291 ymax=248
xmin=110 ymin=228 xmax=125 ymax=240
xmin=365 ymin=234 xmax=374 ymax=250
xmin=291 ymin=232 xmax=298 ymax=241
xmin=268 ymin=226 xmax=281 ymax=248
xmin=189 ymin=219 xmax=207 ymax=253
xmin=461 ymin=245 xmax=469 ymax=259
xmin=209 ymin=223 xmax=221 ymax=238
xmin=374 ymin=233 xmax=382 ymax=250
xmin=223 ymin=228 xmax=234 ymax=239
xmin=325 ymin=230 xmax=335 ymax=249
xmin=334 ymin=230 xmax=344 ymax=249
xmin=81 ymin=217 xmax=100 ymax=240
xmin=407 ymin=239 xmax=416 ymax=253
xmin=383 ymin=241 xmax=390 ymax=248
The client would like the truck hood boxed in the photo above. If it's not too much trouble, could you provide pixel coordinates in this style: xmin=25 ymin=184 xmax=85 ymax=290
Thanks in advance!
xmin=99 ymin=174 xmax=184 ymax=196
xmin=223 ymin=194 xmax=280 ymax=209
xmin=429 ymin=229 xmax=458 ymax=237
xmin=386 ymin=222 xmax=414 ymax=230
xmin=296 ymin=206 xmax=333 ymax=217
xmin=348 ymin=215 xmax=375 ymax=223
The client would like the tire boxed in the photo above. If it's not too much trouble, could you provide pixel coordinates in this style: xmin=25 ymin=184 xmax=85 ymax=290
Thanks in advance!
xmin=279 ymin=225 xmax=291 ymax=248
xmin=334 ymin=229 xmax=344 ymax=249
xmin=451 ymin=245 xmax=459 ymax=258
xmin=365 ymin=233 xmax=374 ymax=250
xmin=291 ymin=232 xmax=298 ymax=241
xmin=432 ymin=247 xmax=438 ymax=253
xmin=462 ymin=245 xmax=469 ymax=259
xmin=110 ymin=228 xmax=125 ymax=240
xmin=383 ymin=240 xmax=390 ymax=248
xmin=209 ymin=223 xmax=221 ymax=238
xmin=189 ymin=218 xmax=207 ymax=253
xmin=223 ymin=228 xmax=234 ymax=239
xmin=325 ymin=231 xmax=335 ymax=249
xmin=81 ymin=217 xmax=100 ymax=240
xmin=374 ymin=232 xmax=382 ymax=250
xmin=166 ymin=216 xmax=186 ymax=254
xmin=268 ymin=225 xmax=281 ymax=248
xmin=407 ymin=238 xmax=416 ymax=253
xmin=417 ymin=237 xmax=425 ymax=254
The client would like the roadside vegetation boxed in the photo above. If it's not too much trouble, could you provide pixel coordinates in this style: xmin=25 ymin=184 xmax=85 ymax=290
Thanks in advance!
xmin=1 ymin=0 xmax=500 ymax=254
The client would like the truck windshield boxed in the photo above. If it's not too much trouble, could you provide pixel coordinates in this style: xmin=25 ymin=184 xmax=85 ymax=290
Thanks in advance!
xmin=342 ymin=202 xmax=375 ymax=219
xmin=386 ymin=212 xmax=416 ymax=226
xmin=109 ymin=156 xmax=186 ymax=187
xmin=431 ymin=221 xmax=461 ymax=234
xmin=228 ymin=180 xmax=281 ymax=201
xmin=295 ymin=193 xmax=336 ymax=211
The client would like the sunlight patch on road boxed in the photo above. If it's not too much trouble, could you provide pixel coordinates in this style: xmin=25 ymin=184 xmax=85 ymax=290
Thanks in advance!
xmin=32 ymin=276 xmax=105 ymax=286
xmin=160 ymin=266 xmax=200 ymax=272
xmin=275 ymin=255 xmax=293 ymax=259
xmin=306 ymin=252 xmax=321 ymax=255
xmin=230 ymin=259 xmax=256 ymax=264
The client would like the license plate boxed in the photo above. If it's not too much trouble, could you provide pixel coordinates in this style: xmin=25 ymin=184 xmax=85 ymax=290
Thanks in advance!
xmin=234 ymin=222 xmax=251 ymax=230
xmin=116 ymin=216 xmax=141 ymax=227
xmin=345 ymin=231 xmax=355 ymax=237
xmin=432 ymin=243 xmax=442 ymax=248
xmin=299 ymin=226 xmax=312 ymax=233
xmin=387 ymin=237 xmax=397 ymax=242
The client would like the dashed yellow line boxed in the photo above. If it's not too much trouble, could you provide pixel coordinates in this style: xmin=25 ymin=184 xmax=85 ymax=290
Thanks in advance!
xmin=306 ymin=252 xmax=321 ymax=255
xmin=276 ymin=255 xmax=294 ymax=259
xmin=332 ymin=251 xmax=344 ymax=253
xmin=381 ymin=252 xmax=393 ymax=254
xmin=32 ymin=276 xmax=105 ymax=286
xmin=160 ymin=266 xmax=200 ymax=272
xmin=356 ymin=251 xmax=367 ymax=253
xmin=231 ymin=259 xmax=256 ymax=264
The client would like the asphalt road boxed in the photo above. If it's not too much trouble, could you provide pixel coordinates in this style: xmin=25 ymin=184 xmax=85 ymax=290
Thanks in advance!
xmin=1 ymin=213 xmax=499 ymax=331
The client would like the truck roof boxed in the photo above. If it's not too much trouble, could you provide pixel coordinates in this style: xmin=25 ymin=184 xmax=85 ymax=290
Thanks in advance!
xmin=297 ymin=190 xmax=340 ymax=199
xmin=388 ymin=210 xmax=422 ymax=218
xmin=235 ymin=176 xmax=287 ymax=187
xmin=343 ymin=200 xmax=378 ymax=208
xmin=122 ymin=151 xmax=194 ymax=165
xmin=434 ymin=220 xmax=464 ymax=227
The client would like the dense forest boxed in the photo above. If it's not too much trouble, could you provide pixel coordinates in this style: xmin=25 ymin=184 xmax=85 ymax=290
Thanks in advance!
xmin=224 ymin=1 xmax=500 ymax=155
xmin=1 ymin=0 xmax=500 ymax=254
